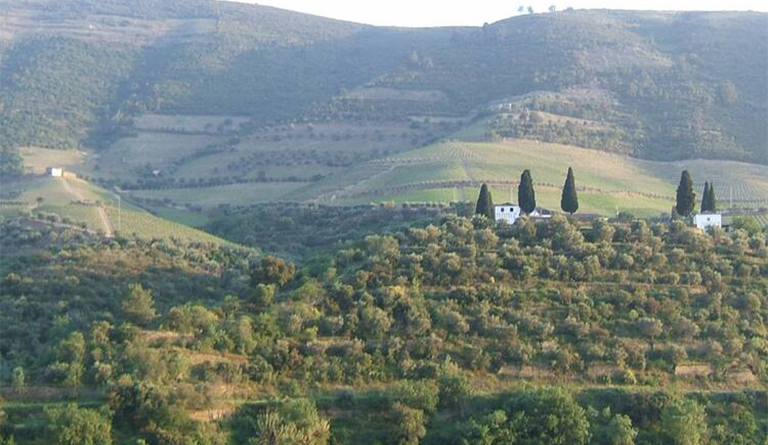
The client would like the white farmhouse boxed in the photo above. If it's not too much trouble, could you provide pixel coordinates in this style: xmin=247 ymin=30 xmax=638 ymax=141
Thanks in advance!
xmin=495 ymin=204 xmax=522 ymax=225
xmin=47 ymin=167 xmax=63 ymax=177
xmin=529 ymin=208 xmax=553 ymax=219
xmin=693 ymin=213 xmax=722 ymax=231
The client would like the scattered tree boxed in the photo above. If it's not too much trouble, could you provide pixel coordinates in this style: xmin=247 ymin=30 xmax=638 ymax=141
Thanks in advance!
xmin=251 ymin=399 xmax=330 ymax=445
xmin=121 ymin=283 xmax=157 ymax=326
xmin=731 ymin=216 xmax=762 ymax=236
xmin=249 ymin=284 xmax=276 ymax=312
xmin=518 ymin=170 xmax=537 ymax=214
xmin=637 ymin=318 xmax=663 ymax=349
xmin=392 ymin=403 xmax=426 ymax=445
xmin=11 ymin=367 xmax=25 ymax=396
xmin=661 ymin=399 xmax=709 ymax=445
xmin=590 ymin=407 xmax=637 ymax=445
xmin=475 ymin=183 xmax=494 ymax=219
xmin=462 ymin=387 xmax=590 ymax=445
xmin=700 ymin=182 xmax=710 ymax=212
xmin=45 ymin=404 xmax=113 ymax=445
xmin=705 ymin=182 xmax=717 ymax=212
xmin=675 ymin=171 xmax=696 ymax=217
xmin=251 ymin=255 xmax=296 ymax=287
xmin=560 ymin=167 xmax=579 ymax=215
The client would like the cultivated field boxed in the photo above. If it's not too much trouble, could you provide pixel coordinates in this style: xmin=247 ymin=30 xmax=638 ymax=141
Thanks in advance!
xmin=0 ymin=174 xmax=237 ymax=245
xmin=18 ymin=146 xmax=89 ymax=174
xmin=96 ymin=132 xmax=221 ymax=179
xmin=317 ymin=139 xmax=768 ymax=216
xmin=17 ymin=117 xmax=768 ymax=220
xmin=133 ymin=114 xmax=249 ymax=133
xmin=128 ymin=182 xmax=307 ymax=208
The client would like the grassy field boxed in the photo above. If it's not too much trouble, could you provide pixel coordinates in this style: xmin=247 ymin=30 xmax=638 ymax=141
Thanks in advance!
xmin=129 ymin=182 xmax=307 ymax=208
xmin=0 ymin=175 xmax=237 ymax=245
xmin=17 ymin=116 xmax=768 ymax=221
xmin=18 ymin=146 xmax=89 ymax=174
xmin=95 ymin=132 xmax=221 ymax=179
xmin=103 ymin=206 xmax=236 ymax=244
xmin=146 ymin=206 xmax=211 ymax=228
xmin=318 ymin=139 xmax=768 ymax=216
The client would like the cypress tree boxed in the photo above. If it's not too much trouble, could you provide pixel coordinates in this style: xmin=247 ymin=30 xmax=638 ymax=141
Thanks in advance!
xmin=475 ymin=183 xmax=494 ymax=219
xmin=701 ymin=182 xmax=710 ymax=212
xmin=518 ymin=170 xmax=537 ymax=214
xmin=675 ymin=170 xmax=696 ymax=217
xmin=706 ymin=182 xmax=717 ymax=213
xmin=560 ymin=167 xmax=579 ymax=215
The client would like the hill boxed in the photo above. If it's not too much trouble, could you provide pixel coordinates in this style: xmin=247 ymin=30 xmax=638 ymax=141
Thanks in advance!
xmin=0 ymin=162 xmax=244 ymax=246
xmin=1 ymin=206 xmax=766 ymax=443
xmin=0 ymin=0 xmax=766 ymax=181
xmin=304 ymin=138 xmax=768 ymax=216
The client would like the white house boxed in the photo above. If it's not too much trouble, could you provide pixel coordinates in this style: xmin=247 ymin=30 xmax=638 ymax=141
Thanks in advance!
xmin=47 ymin=167 xmax=63 ymax=177
xmin=495 ymin=204 xmax=555 ymax=225
xmin=529 ymin=208 xmax=553 ymax=219
xmin=693 ymin=213 xmax=722 ymax=231
xmin=495 ymin=204 xmax=522 ymax=225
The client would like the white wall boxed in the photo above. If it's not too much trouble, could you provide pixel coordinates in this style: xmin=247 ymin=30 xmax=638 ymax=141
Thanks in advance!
xmin=693 ymin=213 xmax=722 ymax=230
xmin=495 ymin=205 xmax=521 ymax=225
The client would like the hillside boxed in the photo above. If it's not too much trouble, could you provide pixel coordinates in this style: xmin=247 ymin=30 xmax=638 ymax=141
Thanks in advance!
xmin=0 ymin=0 xmax=766 ymax=181
xmin=1 ymin=206 xmax=766 ymax=443
xmin=0 ymin=160 xmax=245 ymax=246
xmin=306 ymin=139 xmax=768 ymax=216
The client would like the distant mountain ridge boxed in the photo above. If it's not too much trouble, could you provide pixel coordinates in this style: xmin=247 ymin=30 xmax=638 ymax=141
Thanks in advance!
xmin=1 ymin=0 xmax=766 ymax=178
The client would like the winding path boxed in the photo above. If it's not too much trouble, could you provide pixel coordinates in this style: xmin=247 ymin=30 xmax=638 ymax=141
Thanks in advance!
xmin=59 ymin=177 xmax=114 ymax=237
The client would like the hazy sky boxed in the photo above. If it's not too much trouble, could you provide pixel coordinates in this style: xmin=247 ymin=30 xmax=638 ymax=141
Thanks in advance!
xmin=231 ymin=0 xmax=767 ymax=27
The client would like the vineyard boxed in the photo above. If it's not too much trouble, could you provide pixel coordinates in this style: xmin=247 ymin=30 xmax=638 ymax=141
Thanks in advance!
xmin=706 ymin=182 xmax=768 ymax=205
xmin=128 ymin=182 xmax=307 ymax=208
xmin=316 ymin=139 xmax=768 ymax=216
xmin=0 ymin=173 xmax=241 ymax=245
xmin=103 ymin=206 xmax=238 ymax=246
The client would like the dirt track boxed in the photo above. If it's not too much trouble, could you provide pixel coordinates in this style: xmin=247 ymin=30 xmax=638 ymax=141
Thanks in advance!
xmin=59 ymin=177 xmax=114 ymax=237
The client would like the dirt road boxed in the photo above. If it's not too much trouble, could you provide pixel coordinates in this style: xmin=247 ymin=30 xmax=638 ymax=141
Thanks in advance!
xmin=59 ymin=177 xmax=114 ymax=237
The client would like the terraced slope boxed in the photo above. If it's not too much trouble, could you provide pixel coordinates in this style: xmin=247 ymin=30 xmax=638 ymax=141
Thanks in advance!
xmin=314 ymin=139 xmax=768 ymax=216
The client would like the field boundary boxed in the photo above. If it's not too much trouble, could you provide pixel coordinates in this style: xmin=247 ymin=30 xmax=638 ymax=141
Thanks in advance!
xmin=339 ymin=179 xmax=677 ymax=201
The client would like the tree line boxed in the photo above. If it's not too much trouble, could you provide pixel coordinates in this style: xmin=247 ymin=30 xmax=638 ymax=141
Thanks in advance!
xmin=477 ymin=168 xmax=719 ymax=221
xmin=476 ymin=167 xmax=579 ymax=218
xmin=675 ymin=170 xmax=718 ymax=217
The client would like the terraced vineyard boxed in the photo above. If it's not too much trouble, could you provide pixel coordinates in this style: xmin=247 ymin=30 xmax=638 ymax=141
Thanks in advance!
xmin=316 ymin=139 xmax=768 ymax=216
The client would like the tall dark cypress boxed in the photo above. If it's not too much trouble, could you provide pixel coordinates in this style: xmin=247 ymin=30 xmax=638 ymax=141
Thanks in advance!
xmin=706 ymin=182 xmax=717 ymax=213
xmin=675 ymin=170 xmax=696 ymax=217
xmin=518 ymin=170 xmax=537 ymax=214
xmin=701 ymin=182 xmax=710 ymax=212
xmin=560 ymin=167 xmax=579 ymax=215
xmin=475 ymin=183 xmax=494 ymax=219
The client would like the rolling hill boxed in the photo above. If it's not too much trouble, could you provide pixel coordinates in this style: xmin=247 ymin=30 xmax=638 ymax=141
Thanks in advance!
xmin=1 ymin=0 xmax=767 ymax=222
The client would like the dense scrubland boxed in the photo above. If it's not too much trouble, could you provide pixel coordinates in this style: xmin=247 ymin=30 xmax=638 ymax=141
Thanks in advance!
xmin=0 ymin=204 xmax=766 ymax=444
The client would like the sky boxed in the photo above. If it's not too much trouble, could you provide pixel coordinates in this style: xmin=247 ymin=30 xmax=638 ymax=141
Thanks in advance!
xmin=231 ymin=0 xmax=767 ymax=27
